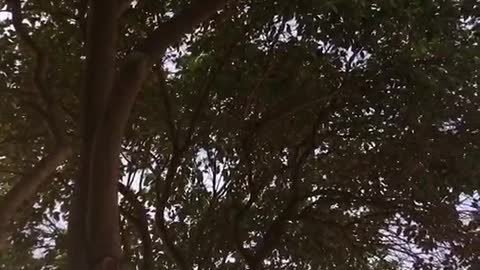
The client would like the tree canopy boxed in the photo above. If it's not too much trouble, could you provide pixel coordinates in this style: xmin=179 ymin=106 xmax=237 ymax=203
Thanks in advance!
xmin=0 ymin=0 xmax=479 ymax=269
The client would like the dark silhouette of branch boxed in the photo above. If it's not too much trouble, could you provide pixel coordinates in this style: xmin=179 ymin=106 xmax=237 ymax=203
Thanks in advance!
xmin=154 ymin=153 xmax=189 ymax=270
xmin=118 ymin=183 xmax=153 ymax=270
xmin=7 ymin=0 xmax=66 ymax=143
xmin=152 ymin=50 xmax=233 ymax=268
xmin=0 ymin=144 xmax=70 ymax=251
xmin=232 ymin=110 xmax=324 ymax=269
xmin=180 ymin=66 xmax=216 ymax=153
xmin=139 ymin=0 xmax=233 ymax=56
xmin=0 ymin=0 xmax=70 ymax=254
xmin=157 ymin=71 xmax=179 ymax=151
xmin=187 ymin=196 xmax=218 ymax=263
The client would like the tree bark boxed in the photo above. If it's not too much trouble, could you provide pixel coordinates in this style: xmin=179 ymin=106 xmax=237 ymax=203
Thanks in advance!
xmin=67 ymin=0 xmax=120 ymax=269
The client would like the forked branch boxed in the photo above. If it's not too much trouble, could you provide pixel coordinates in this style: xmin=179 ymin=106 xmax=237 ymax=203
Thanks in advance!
xmin=0 ymin=0 xmax=70 ymax=253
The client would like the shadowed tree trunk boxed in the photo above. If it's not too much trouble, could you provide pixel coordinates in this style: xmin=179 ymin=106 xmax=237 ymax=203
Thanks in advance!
xmin=67 ymin=0 xmax=234 ymax=269
xmin=0 ymin=0 xmax=233 ymax=267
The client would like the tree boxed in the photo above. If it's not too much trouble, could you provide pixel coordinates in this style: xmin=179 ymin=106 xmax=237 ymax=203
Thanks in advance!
xmin=0 ymin=0 xmax=479 ymax=269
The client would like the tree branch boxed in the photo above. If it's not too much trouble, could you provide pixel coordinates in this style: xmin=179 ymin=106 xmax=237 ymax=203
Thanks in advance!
xmin=155 ymin=214 xmax=189 ymax=270
xmin=138 ymin=0 xmax=232 ymax=57
xmin=157 ymin=71 xmax=179 ymax=151
xmin=7 ymin=0 xmax=66 ymax=143
xmin=0 ymin=0 xmax=71 ymax=255
xmin=244 ymin=165 xmax=304 ymax=269
xmin=0 ymin=144 xmax=71 ymax=252
xmin=180 ymin=65 xmax=216 ymax=153
xmin=118 ymin=183 xmax=153 ymax=270
xmin=233 ymin=112 xmax=323 ymax=269
xmin=154 ymin=152 xmax=189 ymax=270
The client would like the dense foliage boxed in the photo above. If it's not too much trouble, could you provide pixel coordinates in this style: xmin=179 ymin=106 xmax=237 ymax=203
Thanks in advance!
xmin=0 ymin=0 xmax=479 ymax=269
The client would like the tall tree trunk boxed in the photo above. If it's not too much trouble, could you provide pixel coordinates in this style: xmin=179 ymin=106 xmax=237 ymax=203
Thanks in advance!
xmin=67 ymin=1 xmax=233 ymax=269
xmin=68 ymin=0 xmax=120 ymax=269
